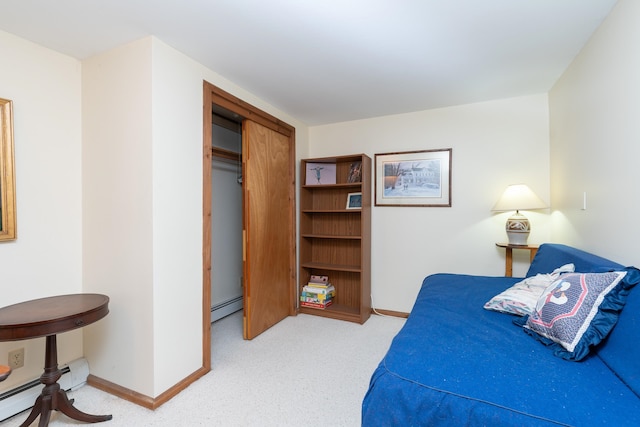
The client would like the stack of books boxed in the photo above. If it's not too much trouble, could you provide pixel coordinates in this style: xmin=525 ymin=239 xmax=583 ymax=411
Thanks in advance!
xmin=300 ymin=275 xmax=335 ymax=309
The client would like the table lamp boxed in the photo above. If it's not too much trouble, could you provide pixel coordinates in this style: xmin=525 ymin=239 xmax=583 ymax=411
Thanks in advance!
xmin=492 ymin=184 xmax=547 ymax=246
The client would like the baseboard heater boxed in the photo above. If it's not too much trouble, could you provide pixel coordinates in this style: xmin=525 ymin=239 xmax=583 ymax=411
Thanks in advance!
xmin=211 ymin=296 xmax=242 ymax=323
xmin=0 ymin=358 xmax=89 ymax=422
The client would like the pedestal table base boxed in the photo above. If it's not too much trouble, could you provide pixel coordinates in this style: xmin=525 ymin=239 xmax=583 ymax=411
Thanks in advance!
xmin=19 ymin=335 xmax=112 ymax=427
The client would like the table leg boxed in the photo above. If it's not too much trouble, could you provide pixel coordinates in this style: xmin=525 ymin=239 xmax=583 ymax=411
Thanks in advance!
xmin=19 ymin=335 xmax=112 ymax=427
xmin=504 ymin=247 xmax=513 ymax=277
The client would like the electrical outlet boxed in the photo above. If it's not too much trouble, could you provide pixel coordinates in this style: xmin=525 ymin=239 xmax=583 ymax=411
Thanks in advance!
xmin=8 ymin=348 xmax=24 ymax=369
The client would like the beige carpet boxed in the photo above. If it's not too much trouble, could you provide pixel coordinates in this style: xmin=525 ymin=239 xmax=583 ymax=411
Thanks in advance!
xmin=1 ymin=311 xmax=405 ymax=427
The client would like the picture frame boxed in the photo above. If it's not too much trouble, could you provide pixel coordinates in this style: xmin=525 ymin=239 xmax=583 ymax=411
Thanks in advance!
xmin=375 ymin=148 xmax=451 ymax=207
xmin=305 ymin=162 xmax=336 ymax=185
xmin=0 ymin=98 xmax=16 ymax=241
xmin=346 ymin=192 xmax=362 ymax=210
xmin=347 ymin=161 xmax=362 ymax=183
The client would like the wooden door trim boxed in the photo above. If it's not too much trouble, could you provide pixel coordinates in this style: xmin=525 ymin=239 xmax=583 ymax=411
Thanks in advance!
xmin=202 ymin=84 xmax=213 ymax=371
xmin=203 ymin=81 xmax=296 ymax=364
xmin=208 ymin=85 xmax=294 ymax=137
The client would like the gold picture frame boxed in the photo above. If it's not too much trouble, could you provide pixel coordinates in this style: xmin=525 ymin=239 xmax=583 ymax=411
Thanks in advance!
xmin=0 ymin=98 xmax=16 ymax=241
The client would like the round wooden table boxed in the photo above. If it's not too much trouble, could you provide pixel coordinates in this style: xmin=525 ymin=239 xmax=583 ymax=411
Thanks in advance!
xmin=0 ymin=294 xmax=112 ymax=427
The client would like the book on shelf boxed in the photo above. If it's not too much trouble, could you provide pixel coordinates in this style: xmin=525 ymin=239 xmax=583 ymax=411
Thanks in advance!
xmin=300 ymin=299 xmax=334 ymax=309
xmin=301 ymin=284 xmax=335 ymax=310
xmin=309 ymin=274 xmax=329 ymax=284
xmin=302 ymin=285 xmax=336 ymax=298
xmin=306 ymin=281 xmax=332 ymax=289
xmin=307 ymin=275 xmax=330 ymax=289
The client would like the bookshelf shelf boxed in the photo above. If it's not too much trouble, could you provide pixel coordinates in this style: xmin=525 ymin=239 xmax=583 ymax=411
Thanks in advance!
xmin=300 ymin=261 xmax=362 ymax=273
xmin=301 ymin=183 xmax=362 ymax=189
xmin=301 ymin=209 xmax=362 ymax=213
xmin=301 ymin=234 xmax=362 ymax=240
xmin=299 ymin=154 xmax=371 ymax=324
xmin=299 ymin=303 xmax=361 ymax=322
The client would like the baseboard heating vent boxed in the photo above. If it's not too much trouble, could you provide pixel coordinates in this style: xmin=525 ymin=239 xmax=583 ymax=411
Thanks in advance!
xmin=211 ymin=296 xmax=243 ymax=323
xmin=0 ymin=357 xmax=89 ymax=422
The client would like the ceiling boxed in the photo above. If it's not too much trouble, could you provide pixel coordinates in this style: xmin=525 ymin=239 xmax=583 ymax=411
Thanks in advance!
xmin=0 ymin=0 xmax=618 ymax=125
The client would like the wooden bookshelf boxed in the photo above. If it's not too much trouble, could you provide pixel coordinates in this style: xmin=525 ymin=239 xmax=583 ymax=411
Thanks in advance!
xmin=299 ymin=154 xmax=371 ymax=324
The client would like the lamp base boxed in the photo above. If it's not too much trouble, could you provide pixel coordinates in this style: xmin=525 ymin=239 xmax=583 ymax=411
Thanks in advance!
xmin=505 ymin=211 xmax=530 ymax=246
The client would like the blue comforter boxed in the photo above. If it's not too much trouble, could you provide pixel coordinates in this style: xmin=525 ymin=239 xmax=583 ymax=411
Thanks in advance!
xmin=362 ymin=273 xmax=640 ymax=426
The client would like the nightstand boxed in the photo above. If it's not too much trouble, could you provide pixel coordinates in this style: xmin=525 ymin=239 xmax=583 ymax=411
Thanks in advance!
xmin=496 ymin=243 xmax=539 ymax=277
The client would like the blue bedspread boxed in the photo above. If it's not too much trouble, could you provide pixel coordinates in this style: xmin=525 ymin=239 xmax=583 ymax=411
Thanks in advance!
xmin=362 ymin=273 xmax=640 ymax=426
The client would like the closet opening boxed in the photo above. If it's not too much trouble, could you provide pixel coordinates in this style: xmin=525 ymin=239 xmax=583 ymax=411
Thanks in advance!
xmin=210 ymin=105 xmax=244 ymax=323
xmin=203 ymin=80 xmax=296 ymax=353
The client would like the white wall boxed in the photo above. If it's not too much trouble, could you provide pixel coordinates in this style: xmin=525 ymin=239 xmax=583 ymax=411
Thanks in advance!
xmin=149 ymin=38 xmax=205 ymax=396
xmin=82 ymin=36 xmax=308 ymax=398
xmin=0 ymin=30 xmax=84 ymax=390
xmin=309 ymin=94 xmax=551 ymax=312
xmin=549 ymin=0 xmax=640 ymax=267
xmin=82 ymin=37 xmax=156 ymax=395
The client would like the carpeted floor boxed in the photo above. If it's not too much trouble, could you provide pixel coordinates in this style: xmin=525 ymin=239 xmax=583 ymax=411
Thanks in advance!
xmin=1 ymin=311 xmax=405 ymax=426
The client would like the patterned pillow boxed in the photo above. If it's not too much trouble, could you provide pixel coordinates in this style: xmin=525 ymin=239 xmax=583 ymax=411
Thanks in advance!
xmin=484 ymin=264 xmax=574 ymax=316
xmin=515 ymin=269 xmax=638 ymax=361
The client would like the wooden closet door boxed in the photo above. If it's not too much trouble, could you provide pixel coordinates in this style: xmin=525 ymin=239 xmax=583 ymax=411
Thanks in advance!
xmin=242 ymin=120 xmax=294 ymax=339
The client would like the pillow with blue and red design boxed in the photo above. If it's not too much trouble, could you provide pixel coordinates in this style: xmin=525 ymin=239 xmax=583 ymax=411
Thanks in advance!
xmin=514 ymin=268 xmax=640 ymax=361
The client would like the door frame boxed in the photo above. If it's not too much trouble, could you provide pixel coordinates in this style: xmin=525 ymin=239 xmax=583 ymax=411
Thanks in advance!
xmin=202 ymin=81 xmax=297 ymax=369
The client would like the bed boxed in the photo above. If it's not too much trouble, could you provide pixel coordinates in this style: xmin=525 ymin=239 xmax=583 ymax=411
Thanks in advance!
xmin=362 ymin=243 xmax=640 ymax=426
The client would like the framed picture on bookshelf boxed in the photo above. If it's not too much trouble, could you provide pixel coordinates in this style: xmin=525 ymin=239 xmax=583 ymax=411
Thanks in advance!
xmin=375 ymin=149 xmax=451 ymax=207
xmin=347 ymin=161 xmax=362 ymax=183
xmin=305 ymin=162 xmax=336 ymax=185
xmin=346 ymin=192 xmax=362 ymax=209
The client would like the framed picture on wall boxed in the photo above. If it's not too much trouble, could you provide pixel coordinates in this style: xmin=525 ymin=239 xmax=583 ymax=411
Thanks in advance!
xmin=0 ymin=97 xmax=16 ymax=241
xmin=375 ymin=148 xmax=452 ymax=207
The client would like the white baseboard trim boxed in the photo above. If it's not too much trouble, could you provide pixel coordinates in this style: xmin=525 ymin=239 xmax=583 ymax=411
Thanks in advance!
xmin=211 ymin=296 xmax=242 ymax=323
xmin=0 ymin=358 xmax=89 ymax=422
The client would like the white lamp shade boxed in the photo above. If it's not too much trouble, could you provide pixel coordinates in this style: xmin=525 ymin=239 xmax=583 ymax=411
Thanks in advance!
xmin=492 ymin=184 xmax=547 ymax=246
xmin=492 ymin=184 xmax=547 ymax=212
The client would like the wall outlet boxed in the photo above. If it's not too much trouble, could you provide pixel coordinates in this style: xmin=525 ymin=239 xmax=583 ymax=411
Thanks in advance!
xmin=8 ymin=348 xmax=24 ymax=369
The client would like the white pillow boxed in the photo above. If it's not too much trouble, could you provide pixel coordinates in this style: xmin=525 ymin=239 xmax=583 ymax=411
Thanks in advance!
xmin=484 ymin=263 xmax=575 ymax=316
